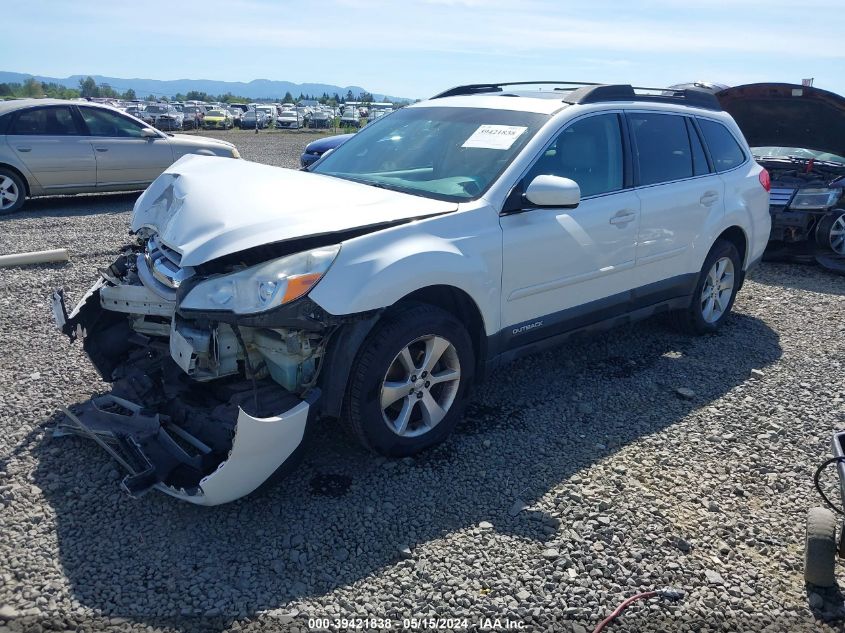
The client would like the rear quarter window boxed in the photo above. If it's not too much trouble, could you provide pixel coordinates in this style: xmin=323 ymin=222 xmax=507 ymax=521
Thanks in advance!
xmin=698 ymin=118 xmax=746 ymax=173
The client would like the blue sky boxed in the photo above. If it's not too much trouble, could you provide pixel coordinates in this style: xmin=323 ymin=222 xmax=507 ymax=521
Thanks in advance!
xmin=3 ymin=0 xmax=843 ymax=99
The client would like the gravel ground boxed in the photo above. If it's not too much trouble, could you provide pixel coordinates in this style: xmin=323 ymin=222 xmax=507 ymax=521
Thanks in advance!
xmin=1 ymin=131 xmax=845 ymax=633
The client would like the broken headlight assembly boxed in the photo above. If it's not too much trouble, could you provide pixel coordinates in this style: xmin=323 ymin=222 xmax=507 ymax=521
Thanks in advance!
xmin=180 ymin=245 xmax=340 ymax=314
xmin=790 ymin=188 xmax=840 ymax=210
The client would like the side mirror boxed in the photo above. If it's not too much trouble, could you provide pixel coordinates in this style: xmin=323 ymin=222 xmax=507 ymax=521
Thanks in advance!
xmin=524 ymin=175 xmax=580 ymax=208
xmin=141 ymin=128 xmax=160 ymax=139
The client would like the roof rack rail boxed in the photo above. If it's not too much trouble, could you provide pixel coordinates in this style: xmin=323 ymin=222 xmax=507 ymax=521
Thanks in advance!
xmin=431 ymin=81 xmax=601 ymax=99
xmin=431 ymin=81 xmax=722 ymax=111
xmin=562 ymin=84 xmax=722 ymax=110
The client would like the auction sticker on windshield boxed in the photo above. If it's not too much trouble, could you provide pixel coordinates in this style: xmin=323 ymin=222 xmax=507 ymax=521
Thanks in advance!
xmin=462 ymin=125 xmax=527 ymax=150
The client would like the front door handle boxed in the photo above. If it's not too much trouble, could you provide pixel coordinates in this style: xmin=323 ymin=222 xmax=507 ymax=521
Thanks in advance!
xmin=16 ymin=147 xmax=31 ymax=152
xmin=609 ymin=210 xmax=637 ymax=226
xmin=700 ymin=191 xmax=719 ymax=206
xmin=94 ymin=147 xmax=109 ymax=152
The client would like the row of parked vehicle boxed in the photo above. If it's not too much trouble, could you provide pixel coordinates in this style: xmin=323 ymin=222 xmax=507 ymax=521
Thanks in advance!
xmin=110 ymin=99 xmax=392 ymax=131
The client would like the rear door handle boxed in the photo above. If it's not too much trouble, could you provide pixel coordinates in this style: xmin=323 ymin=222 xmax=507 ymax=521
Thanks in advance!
xmin=16 ymin=147 xmax=31 ymax=152
xmin=700 ymin=191 xmax=719 ymax=206
xmin=95 ymin=147 xmax=109 ymax=152
xmin=609 ymin=210 xmax=637 ymax=226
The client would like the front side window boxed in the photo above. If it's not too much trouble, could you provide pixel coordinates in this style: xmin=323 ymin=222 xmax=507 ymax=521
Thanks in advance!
xmin=698 ymin=119 xmax=746 ymax=172
xmin=524 ymin=113 xmax=624 ymax=198
xmin=629 ymin=113 xmax=694 ymax=186
xmin=311 ymin=106 xmax=548 ymax=201
xmin=9 ymin=106 xmax=80 ymax=135
xmin=80 ymin=107 xmax=147 ymax=138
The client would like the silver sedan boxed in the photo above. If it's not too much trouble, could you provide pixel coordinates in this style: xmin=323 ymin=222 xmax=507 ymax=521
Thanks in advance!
xmin=0 ymin=99 xmax=240 ymax=214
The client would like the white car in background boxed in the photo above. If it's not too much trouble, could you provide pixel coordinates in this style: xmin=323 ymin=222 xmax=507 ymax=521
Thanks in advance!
xmin=340 ymin=106 xmax=360 ymax=128
xmin=276 ymin=110 xmax=303 ymax=129
xmin=51 ymin=81 xmax=769 ymax=505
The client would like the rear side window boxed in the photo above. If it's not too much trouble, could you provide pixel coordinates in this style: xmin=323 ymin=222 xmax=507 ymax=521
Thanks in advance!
xmin=524 ymin=113 xmax=624 ymax=197
xmin=629 ymin=113 xmax=693 ymax=186
xmin=698 ymin=119 xmax=746 ymax=172
xmin=9 ymin=106 xmax=80 ymax=135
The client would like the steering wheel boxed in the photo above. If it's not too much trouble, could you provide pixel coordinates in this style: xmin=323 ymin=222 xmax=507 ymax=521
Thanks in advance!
xmin=459 ymin=178 xmax=482 ymax=196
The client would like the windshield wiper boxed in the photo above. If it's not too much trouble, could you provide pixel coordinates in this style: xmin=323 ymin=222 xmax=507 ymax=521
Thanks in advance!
xmin=329 ymin=174 xmax=395 ymax=191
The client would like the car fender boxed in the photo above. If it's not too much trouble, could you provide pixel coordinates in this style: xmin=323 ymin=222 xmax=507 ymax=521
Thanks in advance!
xmin=720 ymin=162 xmax=770 ymax=269
xmin=0 ymin=159 xmax=41 ymax=196
xmin=309 ymin=207 xmax=502 ymax=337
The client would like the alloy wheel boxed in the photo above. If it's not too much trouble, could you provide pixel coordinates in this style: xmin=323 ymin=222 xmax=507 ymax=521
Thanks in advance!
xmin=700 ymin=256 xmax=735 ymax=323
xmin=829 ymin=214 xmax=845 ymax=255
xmin=0 ymin=175 xmax=19 ymax=211
xmin=380 ymin=335 xmax=461 ymax=438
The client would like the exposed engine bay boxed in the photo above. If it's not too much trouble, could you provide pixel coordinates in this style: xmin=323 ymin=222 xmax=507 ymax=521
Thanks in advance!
xmin=52 ymin=237 xmax=337 ymax=505
xmin=714 ymin=82 xmax=845 ymax=274
xmin=757 ymin=156 xmax=845 ymax=273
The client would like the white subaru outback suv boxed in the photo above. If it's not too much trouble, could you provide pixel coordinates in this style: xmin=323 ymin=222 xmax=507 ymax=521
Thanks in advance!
xmin=52 ymin=81 xmax=771 ymax=505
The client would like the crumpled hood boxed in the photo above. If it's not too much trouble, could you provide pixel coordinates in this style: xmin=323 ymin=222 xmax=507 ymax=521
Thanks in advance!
xmin=130 ymin=155 xmax=457 ymax=266
xmin=717 ymin=83 xmax=845 ymax=158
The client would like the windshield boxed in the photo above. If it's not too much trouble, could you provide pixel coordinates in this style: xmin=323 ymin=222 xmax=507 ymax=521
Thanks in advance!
xmin=146 ymin=106 xmax=166 ymax=113
xmin=753 ymin=146 xmax=845 ymax=165
xmin=311 ymin=106 xmax=548 ymax=201
xmin=207 ymin=110 xmax=225 ymax=116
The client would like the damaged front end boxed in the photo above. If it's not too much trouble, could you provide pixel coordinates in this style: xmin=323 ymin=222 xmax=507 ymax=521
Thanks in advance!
xmin=715 ymin=82 xmax=845 ymax=274
xmin=51 ymin=236 xmax=336 ymax=505
xmin=759 ymin=157 xmax=845 ymax=273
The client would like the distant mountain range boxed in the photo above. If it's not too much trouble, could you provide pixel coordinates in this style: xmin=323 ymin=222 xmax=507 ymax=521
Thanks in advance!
xmin=0 ymin=71 xmax=410 ymax=102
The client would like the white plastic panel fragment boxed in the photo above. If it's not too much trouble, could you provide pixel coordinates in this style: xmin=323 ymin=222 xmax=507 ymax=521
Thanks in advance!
xmin=156 ymin=401 xmax=309 ymax=506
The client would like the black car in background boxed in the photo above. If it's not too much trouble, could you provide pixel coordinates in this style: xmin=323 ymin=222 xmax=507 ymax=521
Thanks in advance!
xmin=299 ymin=133 xmax=354 ymax=167
xmin=717 ymin=83 xmax=845 ymax=272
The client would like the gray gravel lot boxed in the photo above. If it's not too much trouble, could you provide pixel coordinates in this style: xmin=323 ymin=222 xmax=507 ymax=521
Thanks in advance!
xmin=1 ymin=130 xmax=845 ymax=632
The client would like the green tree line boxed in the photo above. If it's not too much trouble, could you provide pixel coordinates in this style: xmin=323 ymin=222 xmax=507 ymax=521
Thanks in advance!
xmin=1 ymin=76 xmax=402 ymax=106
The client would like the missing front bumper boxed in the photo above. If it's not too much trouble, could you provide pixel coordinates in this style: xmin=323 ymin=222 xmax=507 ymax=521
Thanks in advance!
xmin=57 ymin=389 xmax=317 ymax=506
xmin=52 ymin=278 xmax=320 ymax=505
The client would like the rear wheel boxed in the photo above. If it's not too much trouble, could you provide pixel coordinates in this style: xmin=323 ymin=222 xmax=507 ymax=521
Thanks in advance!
xmin=344 ymin=304 xmax=474 ymax=457
xmin=674 ymin=239 xmax=741 ymax=334
xmin=0 ymin=169 xmax=26 ymax=215
xmin=805 ymin=507 xmax=838 ymax=587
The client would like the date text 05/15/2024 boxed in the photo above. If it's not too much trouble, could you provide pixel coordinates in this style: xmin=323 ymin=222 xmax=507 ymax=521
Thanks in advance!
xmin=306 ymin=617 xmax=527 ymax=630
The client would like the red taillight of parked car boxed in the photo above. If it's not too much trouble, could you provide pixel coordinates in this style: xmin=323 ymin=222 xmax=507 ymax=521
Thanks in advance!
xmin=759 ymin=168 xmax=771 ymax=192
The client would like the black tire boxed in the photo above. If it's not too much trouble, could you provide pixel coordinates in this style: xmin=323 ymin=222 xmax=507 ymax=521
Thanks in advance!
xmin=816 ymin=210 xmax=845 ymax=256
xmin=674 ymin=239 xmax=741 ymax=335
xmin=343 ymin=303 xmax=475 ymax=457
xmin=0 ymin=168 xmax=26 ymax=215
xmin=805 ymin=507 xmax=838 ymax=587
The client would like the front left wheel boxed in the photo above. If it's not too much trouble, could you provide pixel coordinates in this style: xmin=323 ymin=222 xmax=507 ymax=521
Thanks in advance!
xmin=816 ymin=211 xmax=845 ymax=256
xmin=344 ymin=304 xmax=474 ymax=457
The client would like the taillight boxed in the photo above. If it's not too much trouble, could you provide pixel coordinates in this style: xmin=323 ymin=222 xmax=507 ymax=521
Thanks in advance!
xmin=759 ymin=168 xmax=771 ymax=192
